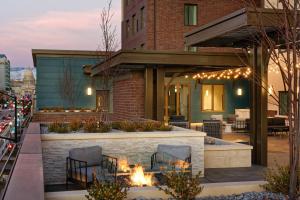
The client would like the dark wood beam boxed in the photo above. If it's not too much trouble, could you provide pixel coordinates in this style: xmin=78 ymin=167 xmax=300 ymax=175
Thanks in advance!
xmin=250 ymin=44 xmax=268 ymax=166
xmin=91 ymin=50 xmax=247 ymax=76
xmin=156 ymin=67 xmax=165 ymax=121
xmin=145 ymin=66 xmax=154 ymax=119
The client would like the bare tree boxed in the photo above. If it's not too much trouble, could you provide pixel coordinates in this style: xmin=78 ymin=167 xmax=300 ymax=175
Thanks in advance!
xmin=59 ymin=65 xmax=79 ymax=109
xmin=98 ymin=0 xmax=118 ymax=84
xmin=243 ymin=0 xmax=300 ymax=198
xmin=97 ymin=0 xmax=118 ymax=120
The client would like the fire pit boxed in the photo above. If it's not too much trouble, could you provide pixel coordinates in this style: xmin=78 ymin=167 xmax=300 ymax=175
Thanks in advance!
xmin=117 ymin=158 xmax=191 ymax=187
xmin=118 ymin=158 xmax=155 ymax=187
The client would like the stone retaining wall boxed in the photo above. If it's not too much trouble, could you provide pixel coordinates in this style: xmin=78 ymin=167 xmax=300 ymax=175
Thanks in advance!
xmin=41 ymin=128 xmax=206 ymax=185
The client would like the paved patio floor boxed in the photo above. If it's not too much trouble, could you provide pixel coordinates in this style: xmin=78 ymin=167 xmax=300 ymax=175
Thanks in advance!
xmin=46 ymin=133 xmax=289 ymax=192
xmin=222 ymin=133 xmax=290 ymax=167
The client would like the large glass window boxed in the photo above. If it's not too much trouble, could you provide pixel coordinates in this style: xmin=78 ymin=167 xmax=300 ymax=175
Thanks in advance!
xmin=167 ymin=84 xmax=190 ymax=120
xmin=184 ymin=4 xmax=197 ymax=26
xmin=201 ymin=84 xmax=224 ymax=111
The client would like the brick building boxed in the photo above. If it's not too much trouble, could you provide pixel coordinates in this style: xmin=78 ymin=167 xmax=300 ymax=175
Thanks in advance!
xmin=121 ymin=0 xmax=263 ymax=51
xmin=34 ymin=0 xmax=266 ymax=122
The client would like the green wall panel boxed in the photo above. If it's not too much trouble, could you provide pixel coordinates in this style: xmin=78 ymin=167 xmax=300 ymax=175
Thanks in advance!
xmin=36 ymin=55 xmax=108 ymax=110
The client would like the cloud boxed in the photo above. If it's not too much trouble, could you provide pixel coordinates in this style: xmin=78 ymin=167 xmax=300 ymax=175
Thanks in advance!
xmin=0 ymin=9 xmax=121 ymax=67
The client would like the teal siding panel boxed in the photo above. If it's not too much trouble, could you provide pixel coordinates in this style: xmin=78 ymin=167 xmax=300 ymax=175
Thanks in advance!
xmin=36 ymin=55 xmax=106 ymax=110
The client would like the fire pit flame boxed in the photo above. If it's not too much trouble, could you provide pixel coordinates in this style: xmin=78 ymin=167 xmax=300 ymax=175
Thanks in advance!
xmin=119 ymin=159 xmax=131 ymax=172
xmin=130 ymin=164 xmax=153 ymax=187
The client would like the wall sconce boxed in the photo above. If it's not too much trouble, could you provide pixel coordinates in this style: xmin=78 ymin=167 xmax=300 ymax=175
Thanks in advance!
xmin=237 ymin=88 xmax=243 ymax=96
xmin=87 ymin=87 xmax=92 ymax=96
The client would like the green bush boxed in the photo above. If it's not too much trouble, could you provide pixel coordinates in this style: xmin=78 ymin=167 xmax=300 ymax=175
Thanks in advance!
xmin=157 ymin=124 xmax=173 ymax=131
xmin=69 ymin=119 xmax=82 ymax=132
xmin=86 ymin=181 xmax=129 ymax=200
xmin=84 ymin=118 xmax=98 ymax=133
xmin=98 ymin=123 xmax=112 ymax=133
xmin=120 ymin=121 xmax=136 ymax=132
xmin=156 ymin=170 xmax=203 ymax=200
xmin=139 ymin=121 xmax=156 ymax=132
xmin=262 ymin=164 xmax=300 ymax=195
xmin=48 ymin=121 xmax=70 ymax=133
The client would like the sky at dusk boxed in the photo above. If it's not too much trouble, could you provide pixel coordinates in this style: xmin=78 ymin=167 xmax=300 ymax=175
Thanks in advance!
xmin=0 ymin=0 xmax=121 ymax=68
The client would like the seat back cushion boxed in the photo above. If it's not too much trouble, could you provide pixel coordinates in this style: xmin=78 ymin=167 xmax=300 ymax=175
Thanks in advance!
xmin=69 ymin=146 xmax=102 ymax=167
xmin=157 ymin=145 xmax=191 ymax=162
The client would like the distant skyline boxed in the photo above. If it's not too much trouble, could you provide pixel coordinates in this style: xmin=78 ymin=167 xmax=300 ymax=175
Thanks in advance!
xmin=0 ymin=0 xmax=121 ymax=68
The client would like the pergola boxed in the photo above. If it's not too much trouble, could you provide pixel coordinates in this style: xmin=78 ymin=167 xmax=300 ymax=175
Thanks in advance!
xmin=185 ymin=7 xmax=284 ymax=166
xmin=91 ymin=49 xmax=248 ymax=122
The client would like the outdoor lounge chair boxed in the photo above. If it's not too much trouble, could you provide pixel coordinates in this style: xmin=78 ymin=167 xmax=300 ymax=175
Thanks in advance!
xmin=169 ymin=115 xmax=189 ymax=129
xmin=151 ymin=144 xmax=191 ymax=172
xmin=203 ymin=120 xmax=223 ymax=139
xmin=267 ymin=117 xmax=289 ymax=135
xmin=66 ymin=146 xmax=118 ymax=189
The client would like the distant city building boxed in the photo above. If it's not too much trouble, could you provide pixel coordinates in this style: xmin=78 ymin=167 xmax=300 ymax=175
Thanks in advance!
xmin=11 ymin=68 xmax=35 ymax=98
xmin=0 ymin=54 xmax=11 ymax=91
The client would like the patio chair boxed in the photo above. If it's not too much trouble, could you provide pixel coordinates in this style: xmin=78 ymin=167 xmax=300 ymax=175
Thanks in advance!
xmin=66 ymin=146 xmax=118 ymax=189
xmin=169 ymin=115 xmax=189 ymax=129
xmin=203 ymin=120 xmax=223 ymax=139
xmin=151 ymin=144 xmax=191 ymax=172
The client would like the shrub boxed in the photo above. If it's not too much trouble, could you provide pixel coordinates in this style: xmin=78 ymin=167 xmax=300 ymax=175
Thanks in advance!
xmin=120 ymin=121 xmax=136 ymax=132
xmin=98 ymin=123 xmax=112 ymax=133
xmin=69 ymin=119 xmax=82 ymax=132
xmin=157 ymin=124 xmax=173 ymax=131
xmin=262 ymin=164 xmax=300 ymax=195
xmin=48 ymin=121 xmax=70 ymax=133
xmin=139 ymin=121 xmax=156 ymax=132
xmin=84 ymin=118 xmax=98 ymax=133
xmin=86 ymin=180 xmax=129 ymax=200
xmin=156 ymin=170 xmax=203 ymax=200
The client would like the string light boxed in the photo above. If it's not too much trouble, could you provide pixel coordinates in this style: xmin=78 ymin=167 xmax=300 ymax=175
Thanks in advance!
xmin=192 ymin=67 xmax=252 ymax=80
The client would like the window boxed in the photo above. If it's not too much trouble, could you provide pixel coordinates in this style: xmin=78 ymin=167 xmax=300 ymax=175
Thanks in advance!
xmin=140 ymin=7 xmax=145 ymax=30
xmin=132 ymin=14 xmax=136 ymax=35
xmin=201 ymin=84 xmax=224 ymax=111
xmin=126 ymin=20 xmax=130 ymax=38
xmin=184 ymin=4 xmax=197 ymax=26
xmin=279 ymin=91 xmax=288 ymax=115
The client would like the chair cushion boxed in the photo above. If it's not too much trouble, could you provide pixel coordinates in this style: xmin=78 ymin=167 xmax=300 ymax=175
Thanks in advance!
xmin=157 ymin=145 xmax=191 ymax=163
xmin=69 ymin=146 xmax=102 ymax=167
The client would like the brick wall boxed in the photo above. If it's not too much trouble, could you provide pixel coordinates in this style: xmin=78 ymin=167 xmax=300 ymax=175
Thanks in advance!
xmin=113 ymin=71 xmax=145 ymax=120
xmin=123 ymin=0 xmax=262 ymax=50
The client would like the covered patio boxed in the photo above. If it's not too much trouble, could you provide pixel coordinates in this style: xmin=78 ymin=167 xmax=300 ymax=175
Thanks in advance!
xmin=185 ymin=7 xmax=285 ymax=166
xmin=91 ymin=49 xmax=249 ymax=122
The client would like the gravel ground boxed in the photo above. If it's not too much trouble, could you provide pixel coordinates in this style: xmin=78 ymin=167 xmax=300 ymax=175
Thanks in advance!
xmin=133 ymin=192 xmax=287 ymax=200
xmin=196 ymin=192 xmax=287 ymax=200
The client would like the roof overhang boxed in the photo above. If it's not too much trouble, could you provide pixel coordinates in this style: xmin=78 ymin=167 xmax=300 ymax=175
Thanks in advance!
xmin=91 ymin=50 xmax=247 ymax=76
xmin=185 ymin=8 xmax=282 ymax=48
xmin=32 ymin=49 xmax=107 ymax=67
